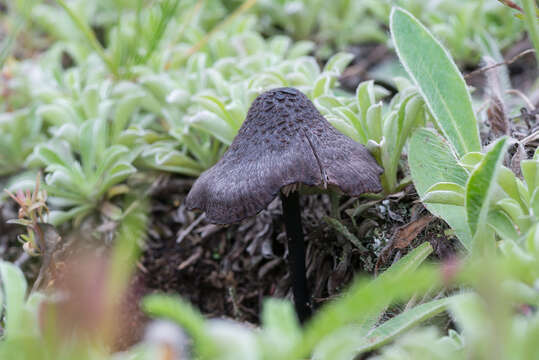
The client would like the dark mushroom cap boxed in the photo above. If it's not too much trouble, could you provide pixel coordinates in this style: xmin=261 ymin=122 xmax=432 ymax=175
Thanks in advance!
xmin=186 ymin=87 xmax=383 ymax=224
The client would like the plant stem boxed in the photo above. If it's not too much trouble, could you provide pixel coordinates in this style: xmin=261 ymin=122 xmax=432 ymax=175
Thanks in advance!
xmin=280 ymin=191 xmax=311 ymax=323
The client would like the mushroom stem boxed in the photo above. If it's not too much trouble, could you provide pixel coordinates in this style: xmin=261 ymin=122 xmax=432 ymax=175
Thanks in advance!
xmin=280 ymin=191 xmax=311 ymax=323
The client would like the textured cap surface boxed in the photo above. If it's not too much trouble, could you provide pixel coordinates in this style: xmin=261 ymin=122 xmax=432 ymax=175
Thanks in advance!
xmin=186 ymin=87 xmax=383 ymax=224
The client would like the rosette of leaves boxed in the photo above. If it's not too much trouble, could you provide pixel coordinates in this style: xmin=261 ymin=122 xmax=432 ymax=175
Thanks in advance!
xmin=27 ymin=116 xmax=137 ymax=226
xmin=107 ymin=18 xmax=318 ymax=175
xmin=137 ymin=37 xmax=325 ymax=175
xmin=33 ymin=68 xmax=180 ymax=175
xmin=182 ymin=52 xmax=354 ymax=145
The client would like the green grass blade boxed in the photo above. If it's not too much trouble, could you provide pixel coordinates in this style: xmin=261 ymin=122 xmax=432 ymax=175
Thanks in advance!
xmin=54 ymin=0 xmax=119 ymax=77
xmin=353 ymin=294 xmax=468 ymax=355
xmin=390 ymin=7 xmax=481 ymax=157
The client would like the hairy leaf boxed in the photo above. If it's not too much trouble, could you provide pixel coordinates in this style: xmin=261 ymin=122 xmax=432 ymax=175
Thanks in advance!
xmin=391 ymin=8 xmax=480 ymax=157
xmin=409 ymin=128 xmax=472 ymax=249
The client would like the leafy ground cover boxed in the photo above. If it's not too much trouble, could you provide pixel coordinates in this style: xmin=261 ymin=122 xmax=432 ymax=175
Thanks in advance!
xmin=0 ymin=0 xmax=538 ymax=359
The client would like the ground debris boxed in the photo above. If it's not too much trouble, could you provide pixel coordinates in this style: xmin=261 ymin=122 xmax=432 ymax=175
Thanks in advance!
xmin=375 ymin=213 xmax=434 ymax=274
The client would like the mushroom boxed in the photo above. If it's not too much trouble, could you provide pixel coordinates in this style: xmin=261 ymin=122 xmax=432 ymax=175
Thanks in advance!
xmin=186 ymin=87 xmax=382 ymax=322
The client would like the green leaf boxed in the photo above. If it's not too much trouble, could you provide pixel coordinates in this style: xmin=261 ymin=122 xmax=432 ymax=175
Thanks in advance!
xmin=0 ymin=261 xmax=28 ymax=338
xmin=187 ymin=111 xmax=236 ymax=146
xmin=95 ymin=145 xmax=130 ymax=180
xmin=81 ymin=85 xmax=99 ymax=119
xmin=447 ymin=292 xmax=491 ymax=349
xmin=425 ymin=182 xmax=466 ymax=194
xmin=531 ymin=187 xmax=539 ymax=220
xmin=142 ymin=294 xmax=217 ymax=360
xmin=496 ymin=198 xmax=528 ymax=231
xmin=488 ymin=209 xmax=519 ymax=241
xmin=409 ymin=128 xmax=472 ymax=249
xmin=294 ymin=243 xmax=435 ymax=359
xmin=79 ymin=118 xmax=108 ymax=176
xmin=459 ymin=152 xmax=484 ymax=170
xmin=521 ymin=160 xmax=539 ymax=197
xmin=48 ymin=204 xmax=94 ymax=226
xmin=391 ymin=7 xmax=481 ymax=157
xmin=54 ymin=0 xmax=119 ymax=76
xmin=141 ymin=75 xmax=177 ymax=103
xmin=381 ymin=94 xmax=425 ymax=192
xmin=326 ymin=115 xmax=363 ymax=143
xmin=98 ymin=162 xmax=137 ymax=197
xmin=352 ymin=294 xmax=469 ymax=355
xmin=466 ymin=137 xmax=508 ymax=250
xmin=37 ymin=103 xmax=79 ymax=126
xmin=112 ymin=93 xmax=146 ymax=141
xmin=324 ymin=216 xmax=368 ymax=252
xmin=334 ymin=108 xmax=367 ymax=144
xmin=423 ymin=190 xmax=465 ymax=207
xmin=269 ymin=35 xmax=291 ymax=56
xmin=497 ymin=167 xmax=527 ymax=211
xmin=526 ymin=224 xmax=539 ymax=255
xmin=374 ymin=242 xmax=433 ymax=285
xmin=140 ymin=146 xmax=204 ymax=176
xmin=260 ymin=299 xmax=302 ymax=358
xmin=311 ymin=326 xmax=367 ymax=360
xmin=312 ymin=75 xmax=331 ymax=98
xmin=356 ymin=81 xmax=376 ymax=134
xmin=366 ymin=102 xmax=383 ymax=143
xmin=423 ymin=182 xmax=466 ymax=206
xmin=288 ymin=41 xmax=315 ymax=58
xmin=323 ymin=52 xmax=354 ymax=75
xmin=35 ymin=141 xmax=73 ymax=169
xmin=314 ymin=95 xmax=344 ymax=111
xmin=195 ymin=95 xmax=240 ymax=130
